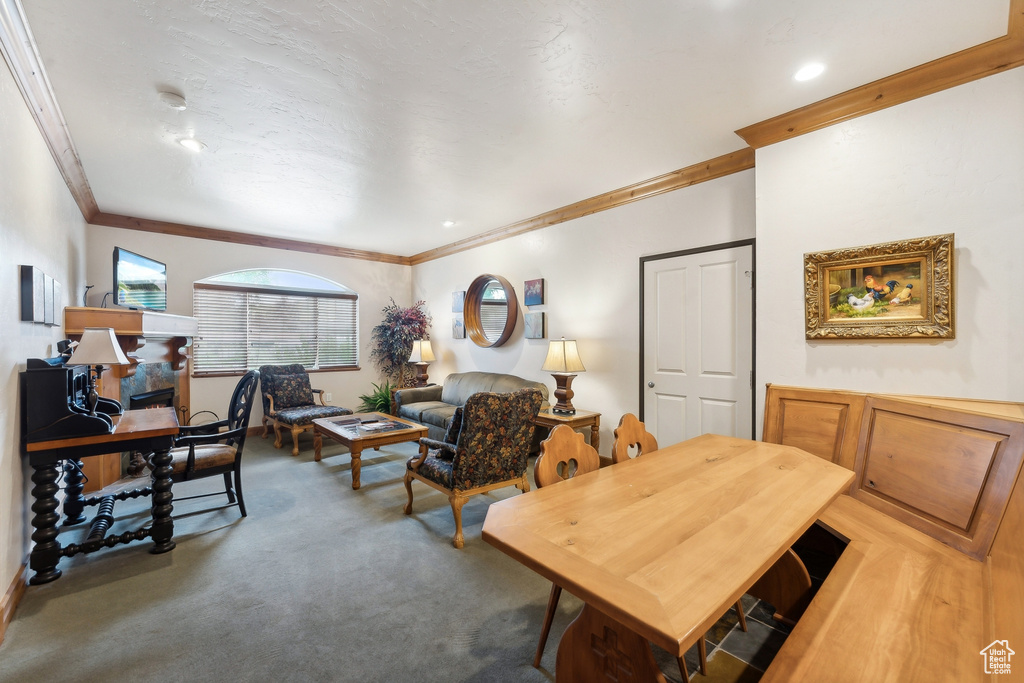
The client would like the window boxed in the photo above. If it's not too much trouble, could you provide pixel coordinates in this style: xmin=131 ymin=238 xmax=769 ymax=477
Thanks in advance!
xmin=193 ymin=269 xmax=358 ymax=375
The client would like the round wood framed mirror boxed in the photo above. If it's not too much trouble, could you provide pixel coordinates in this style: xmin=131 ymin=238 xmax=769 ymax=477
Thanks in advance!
xmin=464 ymin=274 xmax=518 ymax=347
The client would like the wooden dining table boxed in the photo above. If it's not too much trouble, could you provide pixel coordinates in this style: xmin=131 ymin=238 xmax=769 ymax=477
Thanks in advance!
xmin=482 ymin=433 xmax=854 ymax=681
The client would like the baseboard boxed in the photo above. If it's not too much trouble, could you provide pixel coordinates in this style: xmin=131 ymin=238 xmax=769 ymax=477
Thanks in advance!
xmin=0 ymin=564 xmax=27 ymax=645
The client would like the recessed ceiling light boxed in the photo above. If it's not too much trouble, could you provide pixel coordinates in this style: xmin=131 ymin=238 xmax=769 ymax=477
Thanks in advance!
xmin=158 ymin=91 xmax=187 ymax=110
xmin=179 ymin=138 xmax=206 ymax=152
xmin=442 ymin=220 xmax=456 ymax=228
xmin=794 ymin=63 xmax=826 ymax=82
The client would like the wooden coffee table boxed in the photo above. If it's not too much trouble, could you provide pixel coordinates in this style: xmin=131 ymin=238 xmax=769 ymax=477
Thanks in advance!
xmin=312 ymin=412 xmax=427 ymax=490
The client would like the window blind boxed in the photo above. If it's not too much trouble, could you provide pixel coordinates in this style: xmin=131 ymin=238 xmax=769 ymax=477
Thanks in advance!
xmin=193 ymin=284 xmax=358 ymax=374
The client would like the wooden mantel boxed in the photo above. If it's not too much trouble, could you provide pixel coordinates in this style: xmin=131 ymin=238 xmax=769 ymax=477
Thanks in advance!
xmin=62 ymin=307 xmax=197 ymax=492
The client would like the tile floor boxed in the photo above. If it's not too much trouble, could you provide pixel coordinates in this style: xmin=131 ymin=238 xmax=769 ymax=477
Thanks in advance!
xmin=651 ymin=540 xmax=843 ymax=683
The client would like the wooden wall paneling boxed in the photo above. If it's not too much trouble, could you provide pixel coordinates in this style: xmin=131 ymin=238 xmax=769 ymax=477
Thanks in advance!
xmin=851 ymin=397 xmax=1024 ymax=560
xmin=761 ymin=384 xmax=864 ymax=471
xmin=987 ymin=464 xmax=1024 ymax=653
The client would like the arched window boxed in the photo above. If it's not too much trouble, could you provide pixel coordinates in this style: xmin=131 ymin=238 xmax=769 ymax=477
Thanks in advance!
xmin=192 ymin=269 xmax=358 ymax=375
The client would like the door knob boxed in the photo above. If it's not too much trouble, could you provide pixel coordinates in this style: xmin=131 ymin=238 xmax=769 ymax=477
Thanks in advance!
xmin=647 ymin=381 xmax=655 ymax=388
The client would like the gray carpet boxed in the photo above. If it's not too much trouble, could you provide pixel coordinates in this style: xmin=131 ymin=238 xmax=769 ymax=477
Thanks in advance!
xmin=0 ymin=435 xmax=616 ymax=683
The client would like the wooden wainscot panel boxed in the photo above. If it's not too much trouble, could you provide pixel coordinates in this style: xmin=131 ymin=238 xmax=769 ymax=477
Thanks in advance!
xmin=852 ymin=397 xmax=1024 ymax=560
xmin=987 ymin=462 xmax=1024 ymax=653
xmin=762 ymin=384 xmax=864 ymax=471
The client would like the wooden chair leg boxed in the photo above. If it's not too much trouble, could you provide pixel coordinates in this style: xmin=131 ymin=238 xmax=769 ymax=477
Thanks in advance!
xmin=533 ymin=583 xmax=563 ymax=668
xmin=697 ymin=637 xmax=707 ymax=675
xmin=449 ymin=494 xmax=468 ymax=549
xmin=272 ymin=421 xmax=284 ymax=449
xmin=234 ymin=466 xmax=246 ymax=517
xmin=222 ymin=471 xmax=236 ymax=505
xmin=261 ymin=416 xmax=270 ymax=438
xmin=403 ymin=472 xmax=415 ymax=515
xmin=677 ymin=655 xmax=690 ymax=681
xmin=736 ymin=599 xmax=748 ymax=632
xmin=290 ymin=426 xmax=301 ymax=456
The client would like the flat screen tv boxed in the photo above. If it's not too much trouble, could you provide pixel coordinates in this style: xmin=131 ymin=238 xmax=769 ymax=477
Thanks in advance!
xmin=113 ymin=247 xmax=167 ymax=311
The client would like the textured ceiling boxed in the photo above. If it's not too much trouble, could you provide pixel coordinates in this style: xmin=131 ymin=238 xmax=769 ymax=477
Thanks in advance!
xmin=21 ymin=1 xmax=1010 ymax=256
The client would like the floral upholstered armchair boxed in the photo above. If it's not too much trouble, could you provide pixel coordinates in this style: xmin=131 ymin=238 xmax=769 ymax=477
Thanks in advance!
xmin=259 ymin=364 xmax=352 ymax=456
xmin=403 ymin=388 xmax=543 ymax=548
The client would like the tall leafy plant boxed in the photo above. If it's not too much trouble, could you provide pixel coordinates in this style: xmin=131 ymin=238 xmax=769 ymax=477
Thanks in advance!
xmin=369 ymin=299 xmax=432 ymax=388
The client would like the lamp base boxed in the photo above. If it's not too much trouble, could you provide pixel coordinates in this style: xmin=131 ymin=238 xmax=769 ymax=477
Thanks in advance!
xmin=412 ymin=362 xmax=430 ymax=388
xmin=550 ymin=373 xmax=577 ymax=415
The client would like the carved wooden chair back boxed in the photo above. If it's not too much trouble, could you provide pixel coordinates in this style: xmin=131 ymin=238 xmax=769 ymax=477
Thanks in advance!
xmin=611 ymin=413 xmax=659 ymax=463
xmin=534 ymin=425 xmax=600 ymax=489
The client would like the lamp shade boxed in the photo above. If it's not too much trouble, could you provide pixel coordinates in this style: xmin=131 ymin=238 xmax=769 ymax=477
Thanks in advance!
xmin=407 ymin=339 xmax=436 ymax=363
xmin=541 ymin=338 xmax=585 ymax=374
xmin=68 ymin=327 xmax=130 ymax=366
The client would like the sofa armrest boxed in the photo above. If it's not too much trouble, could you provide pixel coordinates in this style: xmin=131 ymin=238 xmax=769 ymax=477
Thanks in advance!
xmin=393 ymin=384 xmax=443 ymax=411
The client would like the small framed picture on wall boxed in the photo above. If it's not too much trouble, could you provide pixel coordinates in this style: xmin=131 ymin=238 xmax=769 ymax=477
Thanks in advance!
xmin=453 ymin=316 xmax=466 ymax=339
xmin=452 ymin=291 xmax=465 ymax=313
xmin=524 ymin=312 xmax=545 ymax=339
xmin=524 ymin=279 xmax=544 ymax=306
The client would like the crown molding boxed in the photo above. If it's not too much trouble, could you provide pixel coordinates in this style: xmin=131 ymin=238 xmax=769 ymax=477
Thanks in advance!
xmin=5 ymin=1 xmax=1021 ymax=265
xmin=408 ymin=147 xmax=756 ymax=265
xmin=736 ymin=0 xmax=1024 ymax=149
xmin=0 ymin=0 xmax=98 ymax=220
xmin=91 ymin=213 xmax=412 ymax=266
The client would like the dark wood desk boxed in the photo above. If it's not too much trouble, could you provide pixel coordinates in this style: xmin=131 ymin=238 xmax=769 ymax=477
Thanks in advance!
xmin=483 ymin=434 xmax=853 ymax=681
xmin=24 ymin=407 xmax=180 ymax=584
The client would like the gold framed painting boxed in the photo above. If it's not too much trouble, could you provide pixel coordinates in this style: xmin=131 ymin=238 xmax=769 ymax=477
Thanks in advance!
xmin=804 ymin=233 xmax=954 ymax=340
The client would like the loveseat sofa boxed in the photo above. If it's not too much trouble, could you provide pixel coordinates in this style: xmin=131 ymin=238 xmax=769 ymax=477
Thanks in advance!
xmin=393 ymin=371 xmax=549 ymax=447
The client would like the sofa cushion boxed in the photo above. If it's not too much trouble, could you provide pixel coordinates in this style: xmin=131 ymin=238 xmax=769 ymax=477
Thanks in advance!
xmin=440 ymin=371 xmax=549 ymax=407
xmin=398 ymin=400 xmax=449 ymax=424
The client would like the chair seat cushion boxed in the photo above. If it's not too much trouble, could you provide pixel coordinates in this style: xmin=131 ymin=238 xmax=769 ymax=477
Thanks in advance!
xmin=272 ymin=373 xmax=315 ymax=409
xmin=274 ymin=405 xmax=352 ymax=426
xmin=170 ymin=444 xmax=237 ymax=474
xmin=397 ymin=401 xmax=456 ymax=429
xmin=408 ymin=452 xmax=454 ymax=488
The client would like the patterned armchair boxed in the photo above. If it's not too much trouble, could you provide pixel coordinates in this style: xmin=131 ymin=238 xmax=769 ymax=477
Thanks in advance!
xmin=403 ymin=388 xmax=543 ymax=548
xmin=259 ymin=364 xmax=352 ymax=456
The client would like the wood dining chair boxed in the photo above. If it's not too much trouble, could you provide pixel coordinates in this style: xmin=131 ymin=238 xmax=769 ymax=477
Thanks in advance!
xmin=610 ymin=413 xmax=748 ymax=677
xmin=531 ymin=425 xmax=601 ymax=669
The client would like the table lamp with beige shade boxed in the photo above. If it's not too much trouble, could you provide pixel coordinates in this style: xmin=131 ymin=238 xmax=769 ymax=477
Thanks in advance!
xmin=407 ymin=339 xmax=436 ymax=387
xmin=541 ymin=337 xmax=585 ymax=415
xmin=67 ymin=327 xmax=129 ymax=417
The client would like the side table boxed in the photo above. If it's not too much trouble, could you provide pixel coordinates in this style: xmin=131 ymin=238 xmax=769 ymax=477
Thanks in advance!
xmin=532 ymin=408 xmax=601 ymax=453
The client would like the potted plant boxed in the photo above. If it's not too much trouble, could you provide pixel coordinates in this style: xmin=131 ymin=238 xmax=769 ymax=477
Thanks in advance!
xmin=368 ymin=298 xmax=432 ymax=390
xmin=357 ymin=381 xmax=394 ymax=413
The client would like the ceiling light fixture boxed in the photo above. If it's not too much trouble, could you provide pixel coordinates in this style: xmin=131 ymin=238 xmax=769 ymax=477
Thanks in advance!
xmin=442 ymin=220 xmax=456 ymax=228
xmin=158 ymin=91 xmax=187 ymax=110
xmin=179 ymin=138 xmax=206 ymax=152
xmin=794 ymin=63 xmax=826 ymax=81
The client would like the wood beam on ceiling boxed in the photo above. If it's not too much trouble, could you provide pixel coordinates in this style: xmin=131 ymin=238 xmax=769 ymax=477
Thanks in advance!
xmin=736 ymin=0 xmax=1024 ymax=149
xmin=91 ymin=213 xmax=412 ymax=266
xmin=0 ymin=0 xmax=98 ymax=220
xmin=408 ymin=147 xmax=756 ymax=265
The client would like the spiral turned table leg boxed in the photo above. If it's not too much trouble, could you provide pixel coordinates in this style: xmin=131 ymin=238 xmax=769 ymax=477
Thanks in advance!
xmin=62 ymin=459 xmax=87 ymax=525
xmin=29 ymin=463 xmax=64 ymax=584
xmin=148 ymin=446 xmax=176 ymax=554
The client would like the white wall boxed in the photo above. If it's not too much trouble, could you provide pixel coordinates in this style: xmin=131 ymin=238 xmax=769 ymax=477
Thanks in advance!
xmin=755 ymin=68 xmax=1024 ymax=433
xmin=85 ymin=226 xmax=412 ymax=426
xmin=0 ymin=63 xmax=88 ymax=593
xmin=412 ymin=169 xmax=756 ymax=454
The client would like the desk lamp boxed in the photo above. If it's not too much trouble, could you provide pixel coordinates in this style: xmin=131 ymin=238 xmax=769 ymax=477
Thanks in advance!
xmin=542 ymin=337 xmax=586 ymax=415
xmin=68 ymin=327 xmax=129 ymax=416
xmin=407 ymin=339 xmax=436 ymax=387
